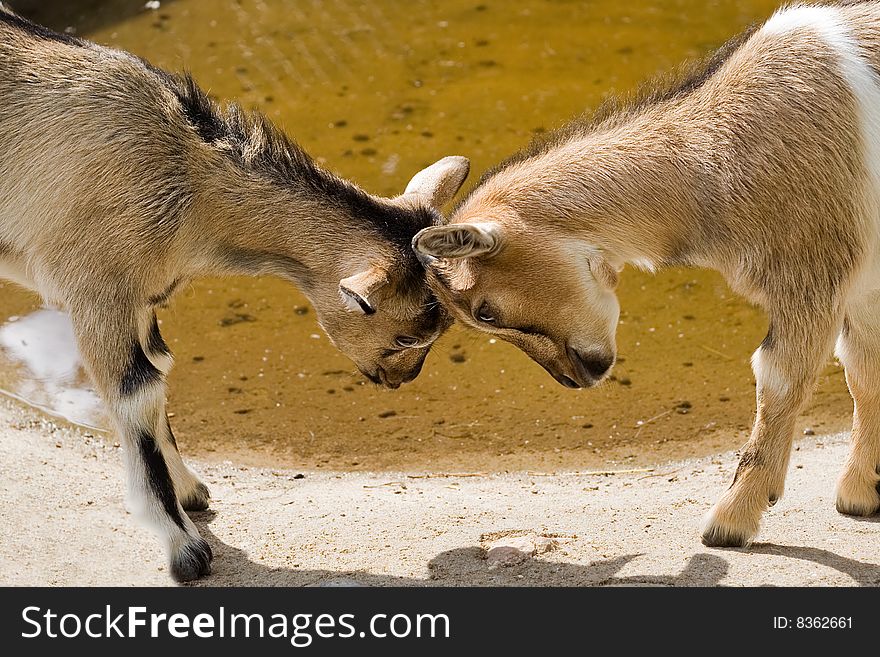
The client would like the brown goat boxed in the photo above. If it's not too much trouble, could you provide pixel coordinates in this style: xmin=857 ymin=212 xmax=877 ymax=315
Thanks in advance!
xmin=415 ymin=2 xmax=880 ymax=547
xmin=0 ymin=6 xmax=469 ymax=580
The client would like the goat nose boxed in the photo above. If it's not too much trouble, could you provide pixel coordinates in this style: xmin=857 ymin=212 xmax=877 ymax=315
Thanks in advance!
xmin=568 ymin=347 xmax=614 ymax=380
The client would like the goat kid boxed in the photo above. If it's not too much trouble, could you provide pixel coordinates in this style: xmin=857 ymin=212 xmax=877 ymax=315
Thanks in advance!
xmin=415 ymin=2 xmax=880 ymax=547
xmin=0 ymin=7 xmax=469 ymax=580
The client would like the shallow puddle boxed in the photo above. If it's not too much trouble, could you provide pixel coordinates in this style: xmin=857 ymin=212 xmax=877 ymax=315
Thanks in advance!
xmin=0 ymin=0 xmax=854 ymax=470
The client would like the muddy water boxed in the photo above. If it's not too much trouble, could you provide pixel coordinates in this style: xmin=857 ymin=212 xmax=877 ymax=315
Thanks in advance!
xmin=0 ymin=0 xmax=854 ymax=471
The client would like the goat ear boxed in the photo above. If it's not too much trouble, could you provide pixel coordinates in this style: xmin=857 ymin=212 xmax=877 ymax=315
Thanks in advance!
xmin=403 ymin=156 xmax=470 ymax=208
xmin=412 ymin=222 xmax=502 ymax=259
xmin=589 ymin=254 xmax=620 ymax=289
xmin=339 ymin=267 xmax=388 ymax=314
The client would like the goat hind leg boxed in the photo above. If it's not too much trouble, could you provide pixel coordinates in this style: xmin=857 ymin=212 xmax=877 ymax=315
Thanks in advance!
xmin=159 ymin=418 xmax=210 ymax=511
xmin=143 ymin=313 xmax=210 ymax=511
xmin=835 ymin=299 xmax=880 ymax=516
xmin=73 ymin=306 xmax=212 ymax=581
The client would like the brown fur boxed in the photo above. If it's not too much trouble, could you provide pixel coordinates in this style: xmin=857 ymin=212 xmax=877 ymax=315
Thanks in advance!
xmin=0 ymin=7 xmax=469 ymax=580
xmin=415 ymin=1 xmax=880 ymax=548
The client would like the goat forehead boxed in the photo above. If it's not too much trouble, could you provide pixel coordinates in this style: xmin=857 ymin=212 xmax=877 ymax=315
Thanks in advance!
xmin=385 ymin=288 xmax=447 ymax=327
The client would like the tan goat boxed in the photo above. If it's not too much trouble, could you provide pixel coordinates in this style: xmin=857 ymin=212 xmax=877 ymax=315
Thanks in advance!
xmin=414 ymin=1 xmax=880 ymax=547
xmin=0 ymin=7 xmax=469 ymax=581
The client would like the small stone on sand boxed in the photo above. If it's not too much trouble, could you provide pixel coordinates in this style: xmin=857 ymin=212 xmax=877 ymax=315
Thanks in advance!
xmin=484 ymin=533 xmax=557 ymax=568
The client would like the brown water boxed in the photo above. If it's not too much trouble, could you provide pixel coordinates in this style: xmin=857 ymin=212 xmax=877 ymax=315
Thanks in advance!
xmin=0 ymin=0 xmax=853 ymax=471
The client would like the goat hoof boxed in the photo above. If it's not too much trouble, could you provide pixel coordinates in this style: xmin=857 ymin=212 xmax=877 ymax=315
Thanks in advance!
xmin=700 ymin=499 xmax=759 ymax=548
xmin=181 ymin=482 xmax=211 ymax=511
xmin=701 ymin=524 xmax=750 ymax=548
xmin=170 ymin=537 xmax=213 ymax=582
xmin=835 ymin=469 xmax=880 ymax=517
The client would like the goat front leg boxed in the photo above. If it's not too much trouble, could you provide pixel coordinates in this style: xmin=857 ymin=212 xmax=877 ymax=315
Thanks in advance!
xmin=701 ymin=308 xmax=839 ymax=547
xmin=143 ymin=313 xmax=210 ymax=511
xmin=72 ymin=304 xmax=212 ymax=581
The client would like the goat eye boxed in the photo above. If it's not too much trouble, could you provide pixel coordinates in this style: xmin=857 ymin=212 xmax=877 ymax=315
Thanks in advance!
xmin=476 ymin=303 xmax=496 ymax=324
xmin=394 ymin=335 xmax=420 ymax=349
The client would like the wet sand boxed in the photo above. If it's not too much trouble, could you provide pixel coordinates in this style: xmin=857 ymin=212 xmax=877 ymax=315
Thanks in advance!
xmin=0 ymin=271 xmax=855 ymax=473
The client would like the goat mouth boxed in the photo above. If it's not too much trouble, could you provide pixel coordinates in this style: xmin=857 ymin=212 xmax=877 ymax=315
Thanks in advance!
xmin=361 ymin=369 xmax=382 ymax=385
xmin=558 ymin=375 xmax=582 ymax=389
xmin=361 ymin=367 xmax=403 ymax=389
xmin=535 ymin=360 xmax=586 ymax=389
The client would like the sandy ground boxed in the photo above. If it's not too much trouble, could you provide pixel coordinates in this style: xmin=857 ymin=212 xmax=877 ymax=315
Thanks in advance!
xmin=0 ymin=398 xmax=877 ymax=587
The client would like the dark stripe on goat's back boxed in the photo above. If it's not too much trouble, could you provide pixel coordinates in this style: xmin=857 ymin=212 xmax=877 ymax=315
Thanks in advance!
xmin=136 ymin=429 xmax=186 ymax=530
xmin=120 ymin=340 xmax=163 ymax=396
xmin=0 ymin=8 xmax=84 ymax=46
xmin=147 ymin=314 xmax=171 ymax=358
xmin=329 ymin=184 xmax=441 ymax=252
xmin=149 ymin=70 xmax=438 ymax=251
xmin=170 ymin=74 xmax=227 ymax=143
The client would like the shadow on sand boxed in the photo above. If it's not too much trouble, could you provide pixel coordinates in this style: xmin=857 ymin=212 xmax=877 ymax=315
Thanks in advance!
xmin=185 ymin=511 xmax=880 ymax=587
xmin=746 ymin=542 xmax=880 ymax=587
xmin=173 ymin=511 xmax=861 ymax=588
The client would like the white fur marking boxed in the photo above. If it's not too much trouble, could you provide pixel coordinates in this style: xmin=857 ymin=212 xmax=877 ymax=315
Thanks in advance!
xmin=751 ymin=347 xmax=790 ymax=396
xmin=761 ymin=5 xmax=841 ymax=38
xmin=834 ymin=332 xmax=849 ymax=363
xmin=117 ymin=381 xmax=165 ymax=431
xmin=149 ymin=350 xmax=174 ymax=375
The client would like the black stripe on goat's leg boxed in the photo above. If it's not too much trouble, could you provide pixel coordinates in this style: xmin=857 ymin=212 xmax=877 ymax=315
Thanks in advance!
xmin=135 ymin=425 xmax=212 ymax=580
xmin=141 ymin=312 xmax=211 ymax=512
xmin=143 ymin=312 xmax=174 ymax=376
xmin=147 ymin=313 xmax=171 ymax=360
xmin=120 ymin=342 xmax=212 ymax=581
xmin=70 ymin=307 xmax=212 ymax=582
xmin=120 ymin=340 xmax=211 ymax=581
xmin=136 ymin=427 xmax=188 ymax=531
xmin=119 ymin=339 xmax=163 ymax=396
xmin=161 ymin=415 xmax=211 ymax=512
